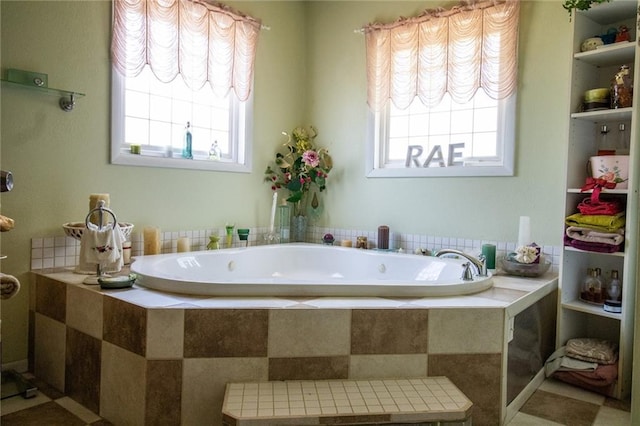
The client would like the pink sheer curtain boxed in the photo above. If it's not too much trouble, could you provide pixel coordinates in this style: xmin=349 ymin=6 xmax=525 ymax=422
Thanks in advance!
xmin=365 ymin=0 xmax=519 ymax=112
xmin=111 ymin=0 xmax=261 ymax=101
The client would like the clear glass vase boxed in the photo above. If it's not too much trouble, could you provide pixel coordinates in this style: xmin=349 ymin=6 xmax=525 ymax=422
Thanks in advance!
xmin=290 ymin=215 xmax=307 ymax=242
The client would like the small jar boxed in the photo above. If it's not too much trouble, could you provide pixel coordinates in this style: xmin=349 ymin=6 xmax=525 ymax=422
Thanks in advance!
xmin=356 ymin=236 xmax=368 ymax=249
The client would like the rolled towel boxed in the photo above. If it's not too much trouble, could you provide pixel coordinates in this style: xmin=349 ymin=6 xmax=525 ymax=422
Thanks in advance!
xmin=0 ymin=273 xmax=20 ymax=299
xmin=0 ymin=214 xmax=15 ymax=232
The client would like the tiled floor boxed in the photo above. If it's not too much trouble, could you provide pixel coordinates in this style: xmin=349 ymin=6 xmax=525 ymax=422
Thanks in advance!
xmin=0 ymin=374 xmax=631 ymax=425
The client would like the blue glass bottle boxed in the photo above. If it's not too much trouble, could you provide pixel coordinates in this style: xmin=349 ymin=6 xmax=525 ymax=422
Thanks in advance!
xmin=182 ymin=122 xmax=193 ymax=159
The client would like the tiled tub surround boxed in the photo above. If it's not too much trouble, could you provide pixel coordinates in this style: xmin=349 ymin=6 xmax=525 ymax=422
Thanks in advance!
xmin=30 ymin=269 xmax=557 ymax=425
xmin=30 ymin=226 xmax=562 ymax=272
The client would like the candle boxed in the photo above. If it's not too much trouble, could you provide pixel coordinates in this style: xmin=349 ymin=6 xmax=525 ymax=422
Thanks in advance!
xmin=378 ymin=225 xmax=389 ymax=250
xmin=517 ymin=216 xmax=531 ymax=247
xmin=341 ymin=239 xmax=352 ymax=247
xmin=143 ymin=227 xmax=161 ymax=255
xmin=89 ymin=193 xmax=110 ymax=226
xmin=177 ymin=237 xmax=190 ymax=253
xmin=481 ymin=244 xmax=496 ymax=269
xmin=269 ymin=192 xmax=277 ymax=233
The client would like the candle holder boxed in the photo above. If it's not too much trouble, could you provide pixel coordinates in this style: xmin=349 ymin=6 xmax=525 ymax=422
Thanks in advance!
xmin=263 ymin=231 xmax=280 ymax=245
xmin=237 ymin=228 xmax=250 ymax=247
xmin=225 ymin=224 xmax=235 ymax=248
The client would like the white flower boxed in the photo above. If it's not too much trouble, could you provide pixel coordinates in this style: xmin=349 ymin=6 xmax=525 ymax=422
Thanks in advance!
xmin=515 ymin=245 xmax=538 ymax=264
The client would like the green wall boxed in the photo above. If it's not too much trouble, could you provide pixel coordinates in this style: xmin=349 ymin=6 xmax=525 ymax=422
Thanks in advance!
xmin=0 ymin=1 xmax=571 ymax=363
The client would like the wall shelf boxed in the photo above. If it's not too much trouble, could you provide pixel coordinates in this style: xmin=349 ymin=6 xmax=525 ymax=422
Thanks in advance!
xmin=1 ymin=69 xmax=85 ymax=112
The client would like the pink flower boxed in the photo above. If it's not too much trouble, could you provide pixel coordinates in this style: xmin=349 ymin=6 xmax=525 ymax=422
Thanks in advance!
xmin=302 ymin=150 xmax=320 ymax=167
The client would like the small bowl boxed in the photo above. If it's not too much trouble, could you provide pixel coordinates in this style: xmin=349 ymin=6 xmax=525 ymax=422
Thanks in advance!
xmin=63 ymin=222 xmax=134 ymax=241
xmin=584 ymin=88 xmax=610 ymax=103
xmin=501 ymin=257 xmax=551 ymax=277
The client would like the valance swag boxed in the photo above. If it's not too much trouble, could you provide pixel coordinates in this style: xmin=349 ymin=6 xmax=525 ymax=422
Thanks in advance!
xmin=111 ymin=0 xmax=261 ymax=101
xmin=365 ymin=0 xmax=520 ymax=112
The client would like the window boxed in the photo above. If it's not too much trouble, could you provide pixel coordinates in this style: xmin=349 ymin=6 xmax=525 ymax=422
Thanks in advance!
xmin=111 ymin=66 xmax=252 ymax=172
xmin=367 ymin=90 xmax=516 ymax=177
xmin=109 ymin=0 xmax=260 ymax=172
xmin=364 ymin=0 xmax=519 ymax=177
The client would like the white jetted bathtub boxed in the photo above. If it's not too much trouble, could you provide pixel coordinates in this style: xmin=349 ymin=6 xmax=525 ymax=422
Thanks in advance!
xmin=131 ymin=243 xmax=493 ymax=297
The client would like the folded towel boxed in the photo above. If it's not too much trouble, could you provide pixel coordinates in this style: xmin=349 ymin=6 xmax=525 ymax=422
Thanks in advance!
xmin=566 ymin=338 xmax=618 ymax=365
xmin=564 ymin=235 xmax=622 ymax=253
xmin=0 ymin=273 xmax=20 ymax=299
xmin=545 ymin=346 xmax=598 ymax=377
xmin=565 ymin=212 xmax=625 ymax=232
xmin=552 ymin=363 xmax=618 ymax=397
xmin=577 ymin=197 xmax=624 ymax=216
xmin=565 ymin=226 xmax=625 ymax=246
xmin=77 ymin=223 xmax=125 ymax=275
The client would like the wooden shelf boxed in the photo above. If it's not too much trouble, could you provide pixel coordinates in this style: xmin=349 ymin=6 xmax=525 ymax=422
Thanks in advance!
xmin=562 ymin=299 xmax=622 ymax=320
xmin=574 ymin=41 xmax=636 ymax=66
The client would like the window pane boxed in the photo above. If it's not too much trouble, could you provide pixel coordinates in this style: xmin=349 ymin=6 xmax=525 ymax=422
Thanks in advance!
xmin=473 ymin=107 xmax=498 ymax=132
xmin=125 ymin=117 xmax=149 ymax=145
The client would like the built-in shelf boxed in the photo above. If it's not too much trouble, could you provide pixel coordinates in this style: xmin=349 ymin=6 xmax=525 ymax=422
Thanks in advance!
xmin=1 ymin=69 xmax=85 ymax=112
xmin=562 ymin=299 xmax=623 ymax=320
xmin=564 ymin=246 xmax=625 ymax=257
xmin=567 ymin=188 xmax=628 ymax=194
xmin=574 ymin=41 xmax=636 ymax=66
xmin=571 ymin=107 xmax=633 ymax=121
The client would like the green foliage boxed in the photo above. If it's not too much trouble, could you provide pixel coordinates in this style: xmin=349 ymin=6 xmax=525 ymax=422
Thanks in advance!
xmin=563 ymin=0 xmax=611 ymax=20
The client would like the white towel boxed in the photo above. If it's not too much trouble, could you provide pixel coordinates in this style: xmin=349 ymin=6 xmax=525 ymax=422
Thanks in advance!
xmin=565 ymin=226 xmax=625 ymax=246
xmin=545 ymin=346 xmax=598 ymax=378
xmin=77 ymin=223 xmax=125 ymax=274
xmin=0 ymin=273 xmax=20 ymax=300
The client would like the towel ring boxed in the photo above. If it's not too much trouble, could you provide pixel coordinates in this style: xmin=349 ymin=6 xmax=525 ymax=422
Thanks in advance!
xmin=85 ymin=200 xmax=117 ymax=230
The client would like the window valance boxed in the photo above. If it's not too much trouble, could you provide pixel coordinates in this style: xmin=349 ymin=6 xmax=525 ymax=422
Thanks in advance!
xmin=364 ymin=0 xmax=520 ymax=112
xmin=111 ymin=0 xmax=261 ymax=101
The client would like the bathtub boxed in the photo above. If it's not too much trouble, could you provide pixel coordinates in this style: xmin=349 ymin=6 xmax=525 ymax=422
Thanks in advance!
xmin=131 ymin=243 xmax=493 ymax=297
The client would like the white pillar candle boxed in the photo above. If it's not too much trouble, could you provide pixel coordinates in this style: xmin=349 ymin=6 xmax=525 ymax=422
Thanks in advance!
xmin=143 ymin=227 xmax=161 ymax=255
xmin=517 ymin=216 xmax=531 ymax=247
xmin=177 ymin=237 xmax=190 ymax=253
xmin=89 ymin=193 xmax=110 ymax=226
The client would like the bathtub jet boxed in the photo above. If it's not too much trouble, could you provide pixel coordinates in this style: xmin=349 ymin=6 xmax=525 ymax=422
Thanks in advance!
xmin=130 ymin=243 xmax=494 ymax=297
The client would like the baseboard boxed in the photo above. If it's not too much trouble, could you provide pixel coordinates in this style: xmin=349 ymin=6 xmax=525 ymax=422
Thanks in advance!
xmin=1 ymin=359 xmax=29 ymax=373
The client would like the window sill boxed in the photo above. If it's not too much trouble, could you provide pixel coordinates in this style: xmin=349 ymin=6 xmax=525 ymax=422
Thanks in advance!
xmin=111 ymin=152 xmax=251 ymax=173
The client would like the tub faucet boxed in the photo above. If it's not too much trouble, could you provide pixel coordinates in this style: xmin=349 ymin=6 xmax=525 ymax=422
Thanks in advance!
xmin=435 ymin=249 xmax=488 ymax=277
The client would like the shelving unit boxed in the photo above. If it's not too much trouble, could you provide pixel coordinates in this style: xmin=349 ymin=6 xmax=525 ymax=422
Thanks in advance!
xmin=559 ymin=0 xmax=639 ymax=401
xmin=0 ymin=69 xmax=84 ymax=112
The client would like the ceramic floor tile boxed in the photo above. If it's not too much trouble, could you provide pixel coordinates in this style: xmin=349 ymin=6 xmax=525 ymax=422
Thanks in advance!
xmin=0 ymin=393 xmax=52 ymax=416
xmin=54 ymin=397 xmax=102 ymax=423
xmin=538 ymin=378 xmax=606 ymax=406
xmin=592 ymin=405 xmax=631 ymax=426
xmin=519 ymin=389 xmax=600 ymax=425
xmin=506 ymin=411 xmax=564 ymax=425
xmin=0 ymin=401 xmax=85 ymax=426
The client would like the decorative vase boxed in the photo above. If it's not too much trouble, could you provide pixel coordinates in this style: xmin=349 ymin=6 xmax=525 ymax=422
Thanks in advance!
xmin=291 ymin=215 xmax=307 ymax=242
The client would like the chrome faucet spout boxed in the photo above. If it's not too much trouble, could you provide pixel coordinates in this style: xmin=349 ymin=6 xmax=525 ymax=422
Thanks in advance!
xmin=435 ymin=249 xmax=488 ymax=277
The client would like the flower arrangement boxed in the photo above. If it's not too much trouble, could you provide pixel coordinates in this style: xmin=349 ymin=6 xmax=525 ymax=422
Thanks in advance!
xmin=264 ymin=126 xmax=333 ymax=216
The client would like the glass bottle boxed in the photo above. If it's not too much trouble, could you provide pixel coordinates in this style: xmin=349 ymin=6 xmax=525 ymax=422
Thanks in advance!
xmin=597 ymin=124 xmax=615 ymax=155
xmin=610 ymin=65 xmax=633 ymax=109
xmin=580 ymin=268 xmax=602 ymax=303
xmin=593 ymin=268 xmax=604 ymax=304
xmin=182 ymin=121 xmax=193 ymax=159
xmin=616 ymin=123 xmax=630 ymax=155
xmin=209 ymin=140 xmax=222 ymax=160
xmin=607 ymin=269 xmax=621 ymax=301
xmin=278 ymin=201 xmax=290 ymax=243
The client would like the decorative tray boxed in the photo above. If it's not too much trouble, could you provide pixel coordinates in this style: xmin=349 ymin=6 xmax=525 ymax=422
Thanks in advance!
xmin=500 ymin=257 xmax=551 ymax=277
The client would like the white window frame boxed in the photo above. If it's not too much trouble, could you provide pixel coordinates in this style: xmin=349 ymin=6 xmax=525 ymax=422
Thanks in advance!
xmin=366 ymin=93 xmax=516 ymax=178
xmin=111 ymin=67 xmax=253 ymax=173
